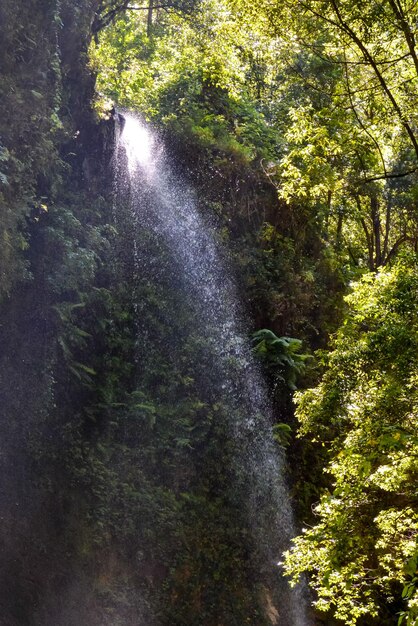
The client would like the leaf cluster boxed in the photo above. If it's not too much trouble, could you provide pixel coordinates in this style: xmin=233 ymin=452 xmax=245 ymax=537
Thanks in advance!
xmin=285 ymin=257 xmax=418 ymax=624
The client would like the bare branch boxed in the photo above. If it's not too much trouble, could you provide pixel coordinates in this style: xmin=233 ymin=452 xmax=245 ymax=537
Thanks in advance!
xmin=343 ymin=48 xmax=388 ymax=177
xmin=360 ymin=167 xmax=418 ymax=183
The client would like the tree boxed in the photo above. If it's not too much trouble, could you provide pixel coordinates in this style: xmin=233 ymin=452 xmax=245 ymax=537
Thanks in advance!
xmin=284 ymin=257 xmax=418 ymax=625
xmin=262 ymin=0 xmax=418 ymax=173
xmin=92 ymin=0 xmax=200 ymax=36
xmin=248 ymin=0 xmax=418 ymax=271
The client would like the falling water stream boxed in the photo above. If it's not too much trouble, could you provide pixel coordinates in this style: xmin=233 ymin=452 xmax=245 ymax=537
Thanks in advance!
xmin=117 ymin=112 xmax=310 ymax=626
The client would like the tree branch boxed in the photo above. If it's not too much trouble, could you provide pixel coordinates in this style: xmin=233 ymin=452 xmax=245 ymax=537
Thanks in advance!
xmin=93 ymin=1 xmax=187 ymax=34
xmin=291 ymin=0 xmax=418 ymax=161
xmin=328 ymin=0 xmax=418 ymax=161
xmin=387 ymin=0 xmax=418 ymax=77
xmin=343 ymin=49 xmax=387 ymax=178
xmin=360 ymin=166 xmax=418 ymax=184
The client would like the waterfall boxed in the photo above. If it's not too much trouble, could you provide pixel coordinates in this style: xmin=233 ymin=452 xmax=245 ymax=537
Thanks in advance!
xmin=116 ymin=111 xmax=310 ymax=626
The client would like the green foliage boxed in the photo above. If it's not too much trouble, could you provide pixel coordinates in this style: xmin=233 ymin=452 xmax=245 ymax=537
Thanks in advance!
xmin=6 ymin=0 xmax=418 ymax=624
xmin=0 ymin=1 xmax=292 ymax=624
xmin=252 ymin=328 xmax=310 ymax=391
xmin=284 ymin=258 xmax=418 ymax=624
xmin=0 ymin=0 xmax=98 ymax=299
xmin=235 ymin=221 xmax=344 ymax=347
xmin=399 ymin=550 xmax=418 ymax=625
xmin=90 ymin=0 xmax=279 ymax=165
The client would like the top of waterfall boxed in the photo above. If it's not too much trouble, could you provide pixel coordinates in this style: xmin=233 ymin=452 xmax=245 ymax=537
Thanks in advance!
xmin=120 ymin=113 xmax=155 ymax=174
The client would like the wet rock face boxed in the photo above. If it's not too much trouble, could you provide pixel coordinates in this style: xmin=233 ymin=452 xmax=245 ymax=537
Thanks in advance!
xmin=81 ymin=113 xmax=119 ymax=191
xmin=261 ymin=587 xmax=280 ymax=625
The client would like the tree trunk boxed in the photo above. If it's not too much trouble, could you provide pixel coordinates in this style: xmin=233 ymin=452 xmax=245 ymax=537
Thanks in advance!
xmin=147 ymin=0 xmax=154 ymax=36
xmin=371 ymin=194 xmax=381 ymax=268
